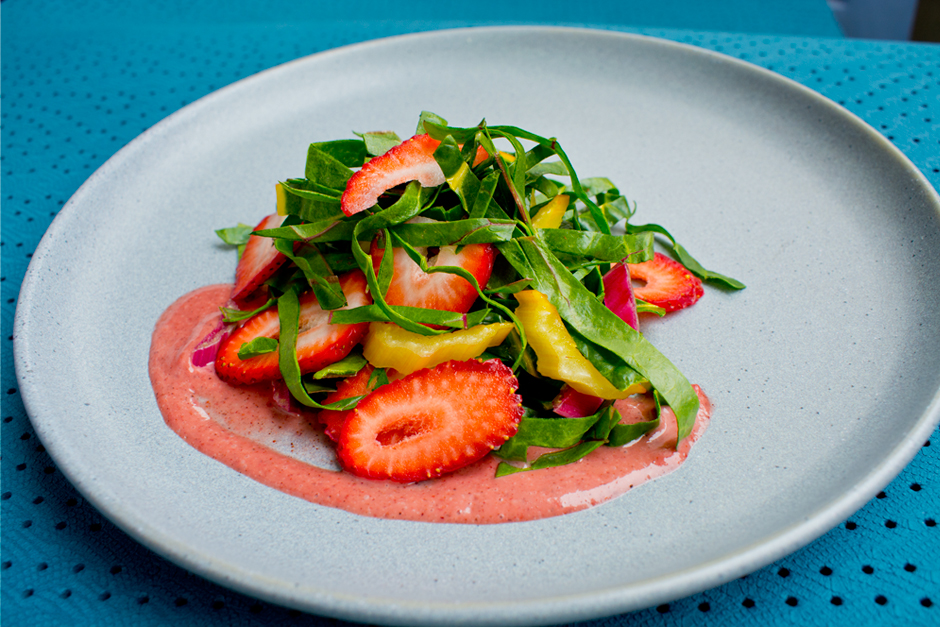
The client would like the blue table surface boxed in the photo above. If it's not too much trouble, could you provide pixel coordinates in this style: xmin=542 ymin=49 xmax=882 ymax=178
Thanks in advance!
xmin=2 ymin=1 xmax=938 ymax=626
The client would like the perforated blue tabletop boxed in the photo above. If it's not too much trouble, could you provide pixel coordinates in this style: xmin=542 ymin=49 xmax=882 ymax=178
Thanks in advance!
xmin=2 ymin=1 xmax=938 ymax=626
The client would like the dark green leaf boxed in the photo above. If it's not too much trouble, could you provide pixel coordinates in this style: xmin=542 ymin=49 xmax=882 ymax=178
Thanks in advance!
xmin=215 ymin=223 xmax=253 ymax=246
xmin=541 ymin=229 xmax=654 ymax=262
xmin=484 ymin=278 xmax=532 ymax=295
xmin=311 ymin=353 xmax=368 ymax=379
xmin=494 ymin=413 xmax=602 ymax=461
xmin=354 ymin=130 xmax=401 ymax=157
xmin=496 ymin=440 xmax=606 ymax=477
xmin=276 ymin=289 xmax=365 ymax=410
xmin=434 ymin=135 xmax=480 ymax=215
xmin=220 ymin=298 xmax=275 ymax=323
xmin=305 ymin=143 xmax=354 ymax=189
xmin=628 ymin=223 xmax=746 ymax=289
xmin=257 ymin=217 xmax=359 ymax=244
xmin=523 ymin=144 xmax=560 ymax=171
xmin=531 ymin=175 xmax=565 ymax=199
xmin=302 ymin=380 xmax=337 ymax=394
xmin=672 ymin=241 xmax=746 ymax=289
xmin=279 ymin=178 xmax=345 ymax=223
xmin=470 ymin=171 xmax=502 ymax=220
xmin=566 ymin=324 xmax=648 ymax=392
xmin=368 ymin=367 xmax=391 ymax=389
xmin=416 ymin=111 xmax=449 ymax=136
xmin=422 ymin=118 xmax=475 ymax=143
xmin=389 ymin=218 xmax=516 ymax=247
xmin=329 ymin=304 xmax=490 ymax=329
xmin=585 ymin=405 xmax=621 ymax=441
xmin=311 ymin=139 xmax=368 ymax=168
xmin=275 ymin=240 xmax=347 ymax=310
xmin=527 ymin=161 xmax=568 ymax=178
xmin=599 ymin=195 xmax=636 ymax=224
xmin=321 ymin=251 xmax=359 ymax=272
xmin=237 ymin=337 xmax=278 ymax=359
xmin=279 ymin=182 xmax=342 ymax=202
xmin=579 ymin=177 xmax=618 ymax=197
xmin=608 ymin=418 xmax=660 ymax=447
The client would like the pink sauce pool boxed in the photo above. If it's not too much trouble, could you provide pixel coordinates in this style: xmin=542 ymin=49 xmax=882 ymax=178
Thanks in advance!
xmin=149 ymin=285 xmax=712 ymax=524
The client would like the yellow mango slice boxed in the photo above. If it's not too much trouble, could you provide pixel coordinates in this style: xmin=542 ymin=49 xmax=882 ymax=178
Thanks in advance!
xmin=363 ymin=321 xmax=514 ymax=375
xmin=514 ymin=290 xmax=645 ymax=399
xmin=530 ymin=194 xmax=569 ymax=230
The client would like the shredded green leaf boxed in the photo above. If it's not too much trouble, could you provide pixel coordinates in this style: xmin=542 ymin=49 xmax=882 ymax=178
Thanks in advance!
xmin=237 ymin=337 xmax=278 ymax=359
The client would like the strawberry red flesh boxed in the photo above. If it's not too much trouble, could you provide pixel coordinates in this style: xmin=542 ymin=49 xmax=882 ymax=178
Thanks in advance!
xmin=215 ymin=270 xmax=372 ymax=385
xmin=370 ymin=239 xmax=496 ymax=315
xmin=337 ymin=359 xmax=522 ymax=482
xmin=231 ymin=213 xmax=290 ymax=303
xmin=340 ymin=134 xmax=490 ymax=216
xmin=627 ymin=252 xmax=704 ymax=313
xmin=318 ymin=364 xmax=376 ymax=442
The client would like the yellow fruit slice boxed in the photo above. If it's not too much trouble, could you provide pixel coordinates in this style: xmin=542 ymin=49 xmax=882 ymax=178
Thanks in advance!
xmin=275 ymin=182 xmax=288 ymax=216
xmin=530 ymin=194 xmax=569 ymax=230
xmin=514 ymin=290 xmax=645 ymax=399
xmin=363 ymin=321 xmax=514 ymax=375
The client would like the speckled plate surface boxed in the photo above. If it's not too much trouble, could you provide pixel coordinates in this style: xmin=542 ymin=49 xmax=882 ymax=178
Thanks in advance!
xmin=14 ymin=27 xmax=940 ymax=626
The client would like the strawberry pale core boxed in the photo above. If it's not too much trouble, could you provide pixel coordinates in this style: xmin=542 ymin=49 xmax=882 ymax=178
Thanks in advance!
xmin=149 ymin=285 xmax=712 ymax=524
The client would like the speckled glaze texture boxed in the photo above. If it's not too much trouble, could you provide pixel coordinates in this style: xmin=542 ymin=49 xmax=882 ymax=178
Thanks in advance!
xmin=11 ymin=26 xmax=940 ymax=626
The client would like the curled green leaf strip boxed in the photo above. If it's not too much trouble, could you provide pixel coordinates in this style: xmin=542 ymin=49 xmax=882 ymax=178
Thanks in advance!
xmin=275 ymin=289 xmax=366 ymax=411
xmin=237 ymin=337 xmax=278 ymax=360
xmin=627 ymin=222 xmax=745 ymax=289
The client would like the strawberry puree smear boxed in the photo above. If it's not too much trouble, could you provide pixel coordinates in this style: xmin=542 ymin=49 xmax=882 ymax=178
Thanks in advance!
xmin=149 ymin=285 xmax=711 ymax=524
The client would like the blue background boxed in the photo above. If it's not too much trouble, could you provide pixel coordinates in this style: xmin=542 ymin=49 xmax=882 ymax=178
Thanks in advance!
xmin=2 ymin=1 xmax=937 ymax=625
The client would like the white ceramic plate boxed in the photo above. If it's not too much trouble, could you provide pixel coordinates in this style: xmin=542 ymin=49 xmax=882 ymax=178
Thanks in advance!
xmin=14 ymin=27 xmax=940 ymax=626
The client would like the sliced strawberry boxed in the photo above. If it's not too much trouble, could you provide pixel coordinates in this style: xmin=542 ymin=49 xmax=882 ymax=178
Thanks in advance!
xmin=215 ymin=270 xmax=372 ymax=385
xmin=341 ymin=134 xmax=489 ymax=216
xmin=318 ymin=364 xmax=376 ymax=442
xmin=370 ymin=239 xmax=496 ymax=314
xmin=337 ymin=359 xmax=522 ymax=482
xmin=627 ymin=252 xmax=704 ymax=313
xmin=231 ymin=213 xmax=290 ymax=303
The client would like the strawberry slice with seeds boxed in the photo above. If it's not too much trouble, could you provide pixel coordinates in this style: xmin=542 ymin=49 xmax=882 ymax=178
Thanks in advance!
xmin=318 ymin=364 xmax=376 ymax=442
xmin=370 ymin=239 xmax=496 ymax=315
xmin=627 ymin=252 xmax=704 ymax=313
xmin=231 ymin=213 xmax=290 ymax=303
xmin=337 ymin=359 xmax=523 ymax=482
xmin=341 ymin=134 xmax=488 ymax=216
xmin=215 ymin=271 xmax=372 ymax=385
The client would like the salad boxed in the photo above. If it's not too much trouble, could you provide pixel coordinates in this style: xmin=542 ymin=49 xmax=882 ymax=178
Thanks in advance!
xmin=205 ymin=111 xmax=744 ymax=483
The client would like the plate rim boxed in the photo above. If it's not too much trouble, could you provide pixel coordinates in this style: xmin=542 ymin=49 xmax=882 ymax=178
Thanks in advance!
xmin=13 ymin=24 xmax=940 ymax=626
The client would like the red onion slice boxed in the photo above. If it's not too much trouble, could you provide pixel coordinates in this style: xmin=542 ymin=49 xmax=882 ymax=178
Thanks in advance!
xmin=552 ymin=384 xmax=604 ymax=418
xmin=269 ymin=378 xmax=295 ymax=413
xmin=603 ymin=262 xmax=639 ymax=331
xmin=190 ymin=316 xmax=232 ymax=367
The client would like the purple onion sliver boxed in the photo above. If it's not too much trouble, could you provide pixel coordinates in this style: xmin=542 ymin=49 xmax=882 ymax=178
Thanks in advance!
xmin=603 ymin=262 xmax=639 ymax=331
xmin=190 ymin=317 xmax=230 ymax=367
xmin=270 ymin=379 xmax=294 ymax=413
xmin=552 ymin=384 xmax=604 ymax=418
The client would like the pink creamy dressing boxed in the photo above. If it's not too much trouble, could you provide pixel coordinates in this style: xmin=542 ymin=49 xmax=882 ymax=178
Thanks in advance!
xmin=149 ymin=284 xmax=711 ymax=524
